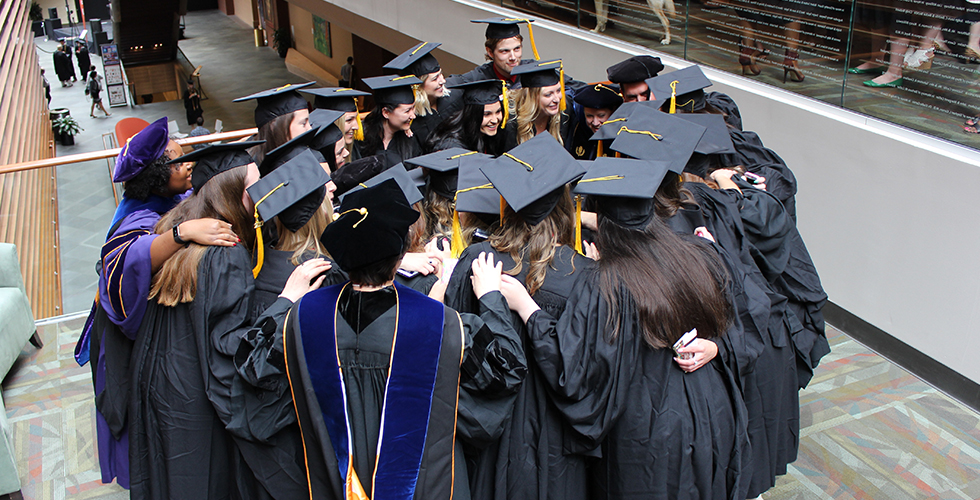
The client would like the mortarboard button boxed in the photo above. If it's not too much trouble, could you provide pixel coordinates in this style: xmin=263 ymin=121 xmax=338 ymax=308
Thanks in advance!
xmin=645 ymin=65 xmax=712 ymax=112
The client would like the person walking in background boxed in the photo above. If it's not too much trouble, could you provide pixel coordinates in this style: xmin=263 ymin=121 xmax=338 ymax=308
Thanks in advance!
xmin=41 ymin=69 xmax=51 ymax=106
xmin=339 ymin=56 xmax=354 ymax=88
xmin=76 ymin=41 xmax=92 ymax=83
xmin=53 ymin=45 xmax=73 ymax=87
xmin=88 ymin=70 xmax=111 ymax=117
xmin=188 ymin=116 xmax=211 ymax=149
xmin=183 ymin=79 xmax=204 ymax=125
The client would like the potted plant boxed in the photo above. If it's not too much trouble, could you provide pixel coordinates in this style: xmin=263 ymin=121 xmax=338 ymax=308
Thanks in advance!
xmin=29 ymin=2 xmax=44 ymax=38
xmin=273 ymin=27 xmax=292 ymax=58
xmin=52 ymin=114 xmax=83 ymax=146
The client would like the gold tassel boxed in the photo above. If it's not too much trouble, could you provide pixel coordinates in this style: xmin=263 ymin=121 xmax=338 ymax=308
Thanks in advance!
xmin=450 ymin=204 xmax=465 ymax=259
xmin=501 ymin=81 xmax=509 ymax=129
xmin=252 ymin=213 xmax=265 ymax=279
xmin=526 ymin=21 xmax=540 ymax=60
xmin=353 ymin=110 xmax=365 ymax=141
xmin=559 ymin=65 xmax=566 ymax=112
xmin=596 ymin=140 xmax=603 ymax=158
xmin=669 ymin=80 xmax=679 ymax=114
xmin=499 ymin=196 xmax=507 ymax=225
xmin=574 ymin=195 xmax=583 ymax=255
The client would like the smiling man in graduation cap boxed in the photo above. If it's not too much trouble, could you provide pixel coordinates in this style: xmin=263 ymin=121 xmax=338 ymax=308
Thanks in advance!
xmin=280 ymin=178 xmax=527 ymax=500
xmin=447 ymin=17 xmax=540 ymax=89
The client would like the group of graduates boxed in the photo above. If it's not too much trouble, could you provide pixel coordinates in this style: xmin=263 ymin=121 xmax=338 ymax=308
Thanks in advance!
xmin=75 ymin=15 xmax=830 ymax=500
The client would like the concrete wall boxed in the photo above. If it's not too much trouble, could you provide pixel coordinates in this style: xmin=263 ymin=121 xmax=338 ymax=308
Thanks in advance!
xmin=307 ymin=0 xmax=980 ymax=384
xmin=232 ymin=0 xmax=254 ymax=26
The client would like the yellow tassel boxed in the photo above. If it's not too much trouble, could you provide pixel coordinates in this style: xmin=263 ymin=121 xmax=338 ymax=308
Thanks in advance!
xmin=669 ymin=80 xmax=679 ymax=114
xmin=559 ymin=65 xmax=566 ymax=112
xmin=450 ymin=205 xmax=465 ymax=259
xmin=353 ymin=109 xmax=365 ymax=141
xmin=526 ymin=21 xmax=540 ymax=60
xmin=252 ymin=215 xmax=265 ymax=279
xmin=499 ymin=196 xmax=506 ymax=224
xmin=500 ymin=82 xmax=509 ymax=129
xmin=596 ymin=140 xmax=603 ymax=158
xmin=574 ymin=195 xmax=583 ymax=255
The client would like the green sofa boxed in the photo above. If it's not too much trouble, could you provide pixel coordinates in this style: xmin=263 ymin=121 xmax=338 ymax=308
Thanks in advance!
xmin=0 ymin=243 xmax=41 ymax=495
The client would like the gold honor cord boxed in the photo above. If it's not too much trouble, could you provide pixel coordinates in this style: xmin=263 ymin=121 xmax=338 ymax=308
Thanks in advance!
xmin=251 ymin=181 xmax=287 ymax=278
xmin=334 ymin=207 xmax=369 ymax=228
xmin=617 ymin=126 xmax=663 ymax=141
xmin=502 ymin=152 xmax=534 ymax=171
xmin=504 ymin=18 xmax=540 ymax=60
xmin=501 ymin=81 xmax=509 ymax=129
xmin=574 ymin=195 xmax=583 ymax=255
xmin=410 ymin=42 xmax=428 ymax=55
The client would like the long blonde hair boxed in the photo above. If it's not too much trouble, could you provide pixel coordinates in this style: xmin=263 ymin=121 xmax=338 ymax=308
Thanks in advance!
xmin=274 ymin=205 xmax=330 ymax=265
xmin=413 ymin=73 xmax=451 ymax=118
xmin=149 ymin=166 xmax=254 ymax=306
xmin=515 ymin=87 xmax=562 ymax=146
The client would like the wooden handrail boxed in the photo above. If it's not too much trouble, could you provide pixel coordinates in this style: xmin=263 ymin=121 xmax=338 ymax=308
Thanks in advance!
xmin=0 ymin=127 xmax=259 ymax=175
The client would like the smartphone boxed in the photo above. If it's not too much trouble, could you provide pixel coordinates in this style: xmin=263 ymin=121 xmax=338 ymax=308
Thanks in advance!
xmin=743 ymin=171 xmax=764 ymax=184
xmin=672 ymin=328 xmax=698 ymax=360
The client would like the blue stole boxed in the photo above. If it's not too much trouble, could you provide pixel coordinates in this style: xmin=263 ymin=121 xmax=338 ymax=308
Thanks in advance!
xmin=298 ymin=282 xmax=445 ymax=500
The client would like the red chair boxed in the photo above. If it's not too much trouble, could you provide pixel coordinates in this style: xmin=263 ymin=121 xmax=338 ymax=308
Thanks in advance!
xmin=114 ymin=117 xmax=150 ymax=147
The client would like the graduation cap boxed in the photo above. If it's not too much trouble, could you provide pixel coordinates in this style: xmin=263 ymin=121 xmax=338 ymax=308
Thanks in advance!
xmin=320 ymin=179 xmax=420 ymax=271
xmin=383 ymin=42 xmax=442 ymax=78
xmin=471 ymin=17 xmax=540 ymax=60
xmin=606 ymin=55 xmax=665 ymax=84
xmin=113 ymin=117 xmax=170 ymax=182
xmin=168 ymin=141 xmax=264 ymax=192
xmin=448 ymin=79 xmax=510 ymax=128
xmin=572 ymin=83 xmax=623 ymax=111
xmin=258 ymin=127 xmax=318 ymax=177
xmin=308 ymin=108 xmax=346 ymax=154
xmin=300 ymin=87 xmax=368 ymax=112
xmin=404 ymin=148 xmax=483 ymax=200
xmin=363 ymin=75 xmax=422 ymax=107
xmin=341 ymin=163 xmax=424 ymax=206
xmin=588 ymin=100 xmax=664 ymax=157
xmin=233 ymin=82 xmax=315 ymax=129
xmin=331 ymin=155 xmax=388 ymax=196
xmin=247 ymin=147 xmax=330 ymax=277
xmin=674 ymin=113 xmax=735 ymax=155
xmin=480 ymin=133 xmax=585 ymax=226
xmin=512 ymin=59 xmax=567 ymax=111
xmin=573 ymin=156 xmax=670 ymax=229
xmin=645 ymin=65 xmax=712 ymax=113
xmin=608 ymin=110 xmax=705 ymax=173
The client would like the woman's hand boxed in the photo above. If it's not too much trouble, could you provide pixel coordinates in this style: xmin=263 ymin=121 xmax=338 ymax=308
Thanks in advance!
xmin=583 ymin=241 xmax=601 ymax=261
xmin=279 ymin=259 xmax=332 ymax=302
xmin=399 ymin=252 xmax=438 ymax=276
xmin=425 ymin=237 xmax=452 ymax=278
xmin=580 ymin=211 xmax=598 ymax=231
xmin=693 ymin=226 xmax=715 ymax=242
xmin=470 ymin=252 xmax=502 ymax=299
xmin=499 ymin=275 xmax=540 ymax=323
xmin=674 ymin=339 xmax=719 ymax=373
xmin=428 ymin=279 xmax=448 ymax=303
xmin=179 ymin=218 xmax=239 ymax=246
xmin=709 ymin=169 xmax=741 ymax=192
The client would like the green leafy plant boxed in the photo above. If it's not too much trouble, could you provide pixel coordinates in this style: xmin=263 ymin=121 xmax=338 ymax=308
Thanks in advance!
xmin=29 ymin=1 xmax=43 ymax=22
xmin=273 ymin=27 xmax=292 ymax=58
xmin=53 ymin=115 xmax=83 ymax=136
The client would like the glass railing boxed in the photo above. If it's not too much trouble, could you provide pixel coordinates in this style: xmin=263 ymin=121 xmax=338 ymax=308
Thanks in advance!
xmin=484 ymin=0 xmax=980 ymax=150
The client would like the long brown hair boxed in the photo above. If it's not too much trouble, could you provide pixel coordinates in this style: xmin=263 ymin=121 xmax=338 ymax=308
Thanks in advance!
xmin=594 ymin=215 xmax=731 ymax=348
xmin=149 ymin=166 xmax=254 ymax=306
xmin=654 ymin=173 xmax=698 ymax=219
xmin=249 ymin=111 xmax=298 ymax=166
xmin=489 ymin=186 xmax=574 ymax=295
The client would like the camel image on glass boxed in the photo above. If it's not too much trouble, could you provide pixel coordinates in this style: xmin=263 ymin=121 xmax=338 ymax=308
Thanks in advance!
xmin=593 ymin=0 xmax=676 ymax=45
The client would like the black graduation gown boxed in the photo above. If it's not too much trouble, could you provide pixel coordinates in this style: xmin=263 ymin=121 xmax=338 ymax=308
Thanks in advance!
xmin=394 ymin=270 xmax=440 ymax=295
xmin=252 ymin=247 xmax=347 ymax=314
xmin=446 ymin=242 xmax=595 ymax=500
xmin=282 ymin=283 xmax=527 ymax=500
xmin=128 ymin=244 xmax=293 ymax=500
xmin=678 ymin=183 xmax=801 ymax=497
xmin=53 ymin=50 xmax=72 ymax=82
xmin=720 ymin=129 xmax=798 ymax=220
xmin=704 ymin=92 xmax=743 ymax=131
xmin=355 ymin=133 xmax=423 ymax=170
xmin=76 ymin=47 xmax=91 ymax=79
xmin=447 ymin=60 xmax=533 ymax=91
xmin=524 ymin=268 xmax=750 ymax=500
xmin=412 ymin=90 xmax=465 ymax=146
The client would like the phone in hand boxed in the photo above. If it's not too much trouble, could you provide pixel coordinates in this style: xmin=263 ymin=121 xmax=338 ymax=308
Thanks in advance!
xmin=743 ymin=172 xmax=764 ymax=184
xmin=672 ymin=328 xmax=698 ymax=360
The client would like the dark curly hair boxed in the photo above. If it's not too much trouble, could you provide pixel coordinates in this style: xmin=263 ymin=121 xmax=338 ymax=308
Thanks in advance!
xmin=122 ymin=155 xmax=172 ymax=201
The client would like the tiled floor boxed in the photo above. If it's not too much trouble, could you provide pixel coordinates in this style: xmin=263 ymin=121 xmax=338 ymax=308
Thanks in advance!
xmin=3 ymin=321 xmax=979 ymax=499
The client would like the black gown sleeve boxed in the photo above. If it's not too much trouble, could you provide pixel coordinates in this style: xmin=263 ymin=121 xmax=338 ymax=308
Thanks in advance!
xmin=731 ymin=182 xmax=794 ymax=282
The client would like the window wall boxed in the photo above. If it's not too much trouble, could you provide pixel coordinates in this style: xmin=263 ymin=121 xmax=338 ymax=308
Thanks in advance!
xmin=482 ymin=0 xmax=980 ymax=150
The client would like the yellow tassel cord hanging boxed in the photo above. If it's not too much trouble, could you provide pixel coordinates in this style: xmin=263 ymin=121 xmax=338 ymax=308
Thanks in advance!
xmin=450 ymin=204 xmax=465 ymax=259
xmin=500 ymin=82 xmax=509 ymax=129
xmin=616 ymin=126 xmax=663 ymax=141
xmin=524 ymin=20 xmax=540 ymax=60
xmin=251 ymin=182 xmax=287 ymax=278
xmin=559 ymin=65 xmax=566 ymax=112
xmin=574 ymin=195 xmax=583 ymax=255
xmin=669 ymin=80 xmax=679 ymax=114
xmin=500 ymin=196 xmax=507 ymax=226
xmin=354 ymin=109 xmax=365 ymax=141
xmin=596 ymin=140 xmax=603 ymax=158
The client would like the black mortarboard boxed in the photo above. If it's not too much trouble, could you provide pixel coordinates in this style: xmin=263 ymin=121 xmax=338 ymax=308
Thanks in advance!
xmin=608 ymin=110 xmax=705 ymax=173
xmin=247 ymin=148 xmax=329 ymax=232
xmin=480 ymin=133 xmax=586 ymax=225
xmin=675 ymin=113 xmax=735 ymax=155
xmin=300 ymin=87 xmax=369 ymax=112
xmin=114 ymin=117 xmax=170 ymax=182
xmin=589 ymin=100 xmax=662 ymax=141
xmin=406 ymin=148 xmax=488 ymax=200
xmin=308 ymin=108 xmax=346 ymax=153
xmin=383 ymin=42 xmax=442 ymax=77
xmin=258 ymin=127 xmax=318 ymax=177
xmin=511 ymin=59 xmax=561 ymax=88
xmin=455 ymin=154 xmax=500 ymax=215
xmin=341 ymin=163 xmax=424 ymax=206
xmin=363 ymin=75 xmax=422 ymax=107
xmin=573 ymin=156 xmax=670 ymax=229
xmin=168 ymin=141 xmax=264 ymax=192
xmin=471 ymin=17 xmax=533 ymax=40
xmin=320 ymin=179 xmax=420 ymax=271
xmin=645 ymin=65 xmax=712 ymax=112
xmin=448 ymin=79 xmax=505 ymax=106
xmin=606 ymin=55 xmax=665 ymax=84
xmin=572 ymin=83 xmax=623 ymax=111
xmin=331 ymin=156 xmax=388 ymax=195
xmin=233 ymin=82 xmax=315 ymax=129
